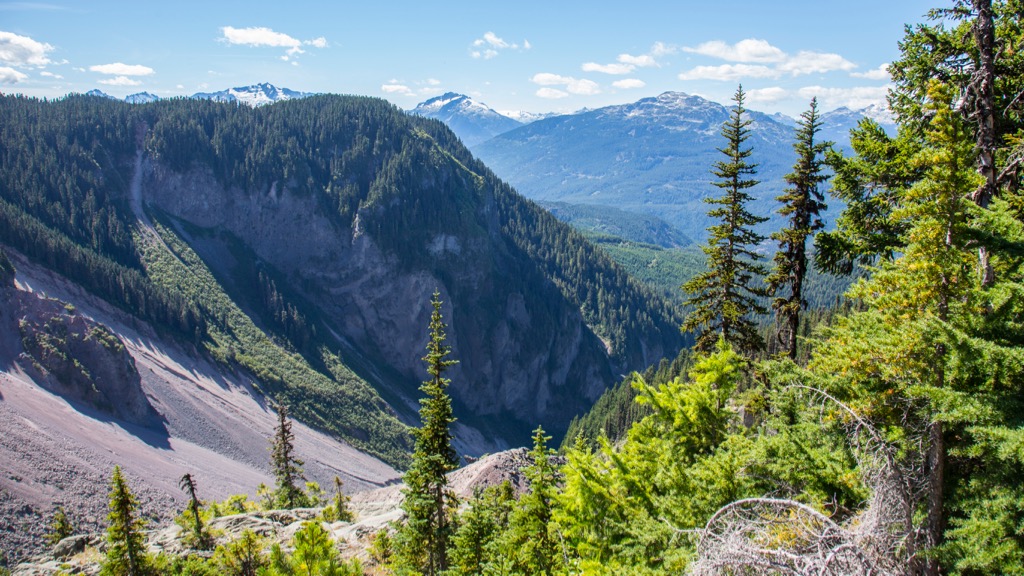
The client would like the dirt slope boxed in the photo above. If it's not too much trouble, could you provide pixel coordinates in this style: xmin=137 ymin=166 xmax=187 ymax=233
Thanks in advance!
xmin=0 ymin=252 xmax=400 ymax=563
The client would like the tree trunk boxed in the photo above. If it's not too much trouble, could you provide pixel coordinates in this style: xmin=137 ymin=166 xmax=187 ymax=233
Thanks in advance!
xmin=972 ymin=0 xmax=997 ymax=286
xmin=922 ymin=420 xmax=946 ymax=576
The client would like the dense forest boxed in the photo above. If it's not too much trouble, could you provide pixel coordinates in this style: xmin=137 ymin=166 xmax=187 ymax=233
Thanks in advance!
xmin=10 ymin=1 xmax=1024 ymax=574
xmin=0 ymin=87 xmax=686 ymax=464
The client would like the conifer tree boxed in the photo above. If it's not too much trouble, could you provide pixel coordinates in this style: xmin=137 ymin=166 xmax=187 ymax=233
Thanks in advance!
xmin=178 ymin=472 xmax=212 ymax=550
xmin=682 ymin=85 xmax=768 ymax=355
xmin=269 ymin=402 xmax=306 ymax=509
xmin=45 ymin=506 xmax=74 ymax=546
xmin=101 ymin=466 xmax=152 ymax=576
xmin=767 ymin=98 xmax=829 ymax=360
xmin=395 ymin=290 xmax=459 ymax=576
xmin=503 ymin=427 xmax=560 ymax=575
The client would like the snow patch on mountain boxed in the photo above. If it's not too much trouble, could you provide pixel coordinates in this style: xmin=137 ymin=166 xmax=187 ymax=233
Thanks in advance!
xmin=191 ymin=82 xmax=315 ymax=107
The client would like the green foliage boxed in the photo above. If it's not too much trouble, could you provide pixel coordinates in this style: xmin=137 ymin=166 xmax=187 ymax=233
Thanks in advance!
xmin=208 ymin=494 xmax=256 ymax=517
xmin=213 ymin=530 xmax=268 ymax=576
xmin=815 ymin=119 xmax=923 ymax=275
xmin=177 ymin=473 xmax=214 ymax=551
xmin=767 ymin=98 xmax=830 ymax=360
xmin=101 ymin=466 xmax=154 ymax=576
xmin=270 ymin=403 xmax=308 ymax=510
xmin=682 ymin=86 xmax=768 ymax=355
xmin=45 ymin=506 xmax=74 ymax=546
xmin=320 ymin=477 xmax=354 ymax=523
xmin=0 ymin=247 xmax=14 ymax=286
xmin=264 ymin=521 xmax=360 ymax=576
xmin=153 ymin=553 xmax=220 ymax=576
xmin=394 ymin=291 xmax=460 ymax=576
xmin=140 ymin=216 xmax=411 ymax=468
xmin=499 ymin=428 xmax=560 ymax=575
xmin=446 ymin=482 xmax=515 ymax=575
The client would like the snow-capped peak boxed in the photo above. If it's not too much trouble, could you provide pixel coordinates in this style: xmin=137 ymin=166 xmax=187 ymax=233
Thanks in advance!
xmin=125 ymin=92 xmax=160 ymax=104
xmin=191 ymin=83 xmax=314 ymax=107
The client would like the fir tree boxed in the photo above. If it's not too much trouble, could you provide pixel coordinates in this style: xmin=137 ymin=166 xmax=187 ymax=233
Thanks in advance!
xmin=45 ymin=506 xmax=74 ymax=546
xmin=682 ymin=85 xmax=768 ymax=355
xmin=503 ymin=427 xmax=560 ymax=575
xmin=269 ymin=402 xmax=306 ymax=509
xmin=178 ymin=472 xmax=212 ymax=550
xmin=214 ymin=530 xmax=268 ymax=576
xmin=100 ymin=466 xmax=152 ymax=576
xmin=767 ymin=98 xmax=829 ymax=360
xmin=395 ymin=290 xmax=459 ymax=576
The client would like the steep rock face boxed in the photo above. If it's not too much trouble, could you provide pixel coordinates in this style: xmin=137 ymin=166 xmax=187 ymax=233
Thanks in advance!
xmin=142 ymin=157 xmax=614 ymax=442
xmin=4 ymin=286 xmax=152 ymax=425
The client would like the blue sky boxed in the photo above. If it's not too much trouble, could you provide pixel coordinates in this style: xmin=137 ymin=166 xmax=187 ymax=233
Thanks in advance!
xmin=1 ymin=0 xmax=938 ymax=116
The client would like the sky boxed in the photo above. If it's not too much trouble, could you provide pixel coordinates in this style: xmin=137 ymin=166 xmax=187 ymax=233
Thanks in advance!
xmin=1 ymin=0 xmax=940 ymax=117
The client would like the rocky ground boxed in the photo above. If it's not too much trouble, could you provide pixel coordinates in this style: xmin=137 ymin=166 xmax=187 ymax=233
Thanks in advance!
xmin=0 ymin=253 xmax=400 ymax=566
xmin=10 ymin=449 xmax=537 ymax=575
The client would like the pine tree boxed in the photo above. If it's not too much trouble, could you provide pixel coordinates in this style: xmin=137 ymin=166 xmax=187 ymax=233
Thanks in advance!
xmin=324 ymin=476 xmax=354 ymax=523
xmin=767 ymin=98 xmax=829 ymax=360
xmin=395 ymin=290 xmax=459 ymax=576
xmin=214 ymin=530 xmax=268 ymax=576
xmin=682 ymin=85 xmax=768 ymax=355
xmin=269 ymin=402 xmax=306 ymax=509
xmin=100 ymin=466 xmax=151 ymax=576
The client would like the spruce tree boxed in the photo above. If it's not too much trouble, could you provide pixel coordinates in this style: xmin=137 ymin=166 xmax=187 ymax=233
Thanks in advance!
xmin=269 ymin=402 xmax=306 ymax=509
xmin=682 ymin=85 xmax=768 ymax=355
xmin=101 ymin=466 xmax=151 ymax=576
xmin=767 ymin=98 xmax=829 ymax=360
xmin=395 ymin=290 xmax=459 ymax=576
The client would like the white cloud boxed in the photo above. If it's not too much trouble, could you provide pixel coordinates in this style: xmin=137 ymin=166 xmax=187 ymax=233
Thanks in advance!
xmin=778 ymin=51 xmax=856 ymax=75
xmin=98 ymin=76 xmax=142 ymax=86
xmin=426 ymin=78 xmax=441 ymax=86
xmin=684 ymin=38 xmax=786 ymax=63
xmin=746 ymin=86 xmax=789 ymax=103
xmin=651 ymin=42 xmax=678 ymax=57
xmin=678 ymin=64 xmax=777 ymax=81
xmin=798 ymin=85 xmax=890 ymax=110
xmin=0 ymin=31 xmax=53 ymax=67
xmin=851 ymin=63 xmax=890 ymax=80
xmin=221 ymin=26 xmax=301 ymax=48
xmin=381 ymin=82 xmax=414 ymax=97
xmin=613 ymin=78 xmax=646 ymax=89
xmin=531 ymin=72 xmax=599 ymax=95
xmin=582 ymin=62 xmax=633 ymax=75
xmin=39 ymin=70 xmax=62 ymax=79
xmin=0 ymin=66 xmax=27 ymax=84
xmin=679 ymin=38 xmax=856 ymax=79
xmin=470 ymin=31 xmax=529 ymax=59
xmin=90 ymin=62 xmax=154 ymax=76
xmin=618 ymin=53 xmax=658 ymax=68
xmin=220 ymin=26 xmax=327 ymax=61
xmin=536 ymin=87 xmax=568 ymax=99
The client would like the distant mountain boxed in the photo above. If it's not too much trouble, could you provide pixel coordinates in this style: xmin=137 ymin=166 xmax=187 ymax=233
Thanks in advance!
xmin=500 ymin=110 xmax=562 ymax=124
xmin=125 ymin=91 xmax=160 ymax=104
xmin=410 ymin=92 xmax=523 ymax=146
xmin=85 ymin=88 xmax=117 ymax=99
xmin=472 ymin=91 xmax=796 ymax=242
xmin=191 ymin=82 xmax=315 ymax=106
xmin=819 ymin=104 xmax=897 ymax=149
xmin=472 ymin=92 xmax=895 ymax=242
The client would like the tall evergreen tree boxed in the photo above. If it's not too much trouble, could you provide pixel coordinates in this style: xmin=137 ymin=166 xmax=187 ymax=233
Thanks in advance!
xmin=682 ymin=85 xmax=768 ymax=355
xmin=269 ymin=402 xmax=306 ymax=509
xmin=502 ymin=427 xmax=560 ymax=575
xmin=767 ymin=98 xmax=829 ymax=360
xmin=395 ymin=290 xmax=459 ymax=576
xmin=100 ymin=466 xmax=152 ymax=576
xmin=178 ymin=472 xmax=212 ymax=550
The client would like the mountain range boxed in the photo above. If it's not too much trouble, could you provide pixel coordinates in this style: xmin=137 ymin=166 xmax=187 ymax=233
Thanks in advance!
xmin=469 ymin=92 xmax=897 ymax=242
xmin=0 ymin=92 xmax=685 ymax=556
xmin=86 ymin=82 xmax=316 ymax=107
